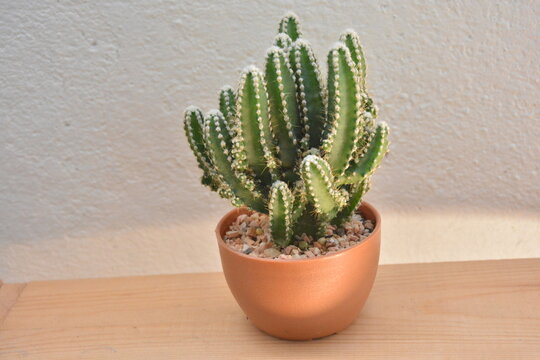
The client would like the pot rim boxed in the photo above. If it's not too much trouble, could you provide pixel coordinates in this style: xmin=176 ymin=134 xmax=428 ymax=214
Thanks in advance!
xmin=215 ymin=201 xmax=381 ymax=264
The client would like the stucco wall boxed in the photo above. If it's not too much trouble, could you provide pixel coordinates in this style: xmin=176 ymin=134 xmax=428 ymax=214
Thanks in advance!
xmin=1 ymin=1 xmax=539 ymax=282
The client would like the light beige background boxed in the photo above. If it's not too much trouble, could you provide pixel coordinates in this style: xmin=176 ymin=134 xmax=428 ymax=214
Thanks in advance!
xmin=1 ymin=1 xmax=539 ymax=282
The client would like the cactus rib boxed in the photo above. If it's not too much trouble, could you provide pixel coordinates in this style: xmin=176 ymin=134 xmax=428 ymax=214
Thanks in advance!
xmin=333 ymin=177 xmax=370 ymax=225
xmin=322 ymin=43 xmax=364 ymax=176
xmin=204 ymin=110 xmax=266 ymax=212
xmin=340 ymin=30 xmax=367 ymax=90
xmin=183 ymin=106 xmax=223 ymax=193
xmin=301 ymin=155 xmax=348 ymax=219
xmin=265 ymin=47 xmax=301 ymax=179
xmin=278 ymin=12 xmax=302 ymax=41
xmin=340 ymin=121 xmax=390 ymax=185
xmin=269 ymin=181 xmax=294 ymax=247
xmin=233 ymin=66 xmax=277 ymax=185
xmin=274 ymin=33 xmax=292 ymax=49
xmin=219 ymin=86 xmax=236 ymax=130
xmin=289 ymin=40 xmax=327 ymax=150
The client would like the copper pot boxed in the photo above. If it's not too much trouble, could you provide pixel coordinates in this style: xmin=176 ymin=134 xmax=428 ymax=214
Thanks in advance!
xmin=216 ymin=201 xmax=381 ymax=340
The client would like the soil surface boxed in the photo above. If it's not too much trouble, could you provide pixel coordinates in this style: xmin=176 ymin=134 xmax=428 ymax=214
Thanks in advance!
xmin=224 ymin=212 xmax=374 ymax=259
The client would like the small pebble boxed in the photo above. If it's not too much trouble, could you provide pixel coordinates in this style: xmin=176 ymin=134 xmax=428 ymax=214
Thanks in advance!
xmin=284 ymin=245 xmax=297 ymax=255
xmin=241 ymin=244 xmax=251 ymax=252
xmin=326 ymin=238 xmax=338 ymax=247
xmin=226 ymin=230 xmax=241 ymax=237
xmin=263 ymin=247 xmax=281 ymax=258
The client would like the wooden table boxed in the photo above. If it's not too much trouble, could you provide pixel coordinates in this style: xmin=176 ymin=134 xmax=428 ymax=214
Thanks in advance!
xmin=1 ymin=259 xmax=539 ymax=359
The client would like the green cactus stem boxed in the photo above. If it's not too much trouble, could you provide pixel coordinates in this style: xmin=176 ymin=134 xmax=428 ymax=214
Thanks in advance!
xmin=219 ymin=86 xmax=236 ymax=127
xmin=352 ymin=106 xmax=375 ymax=161
xmin=291 ymin=181 xmax=307 ymax=221
xmin=204 ymin=110 xmax=266 ymax=212
xmin=183 ymin=106 xmax=222 ymax=192
xmin=289 ymin=39 xmax=327 ymax=150
xmin=269 ymin=181 xmax=294 ymax=247
xmin=293 ymin=203 xmax=325 ymax=239
xmin=278 ymin=12 xmax=301 ymax=41
xmin=340 ymin=30 xmax=367 ymax=90
xmin=233 ymin=66 xmax=277 ymax=186
xmin=339 ymin=121 xmax=390 ymax=185
xmin=340 ymin=29 xmax=378 ymax=161
xmin=301 ymin=155 xmax=348 ymax=220
xmin=333 ymin=178 xmax=371 ymax=225
xmin=265 ymin=46 xmax=301 ymax=181
xmin=322 ymin=43 xmax=364 ymax=176
xmin=274 ymin=33 xmax=292 ymax=49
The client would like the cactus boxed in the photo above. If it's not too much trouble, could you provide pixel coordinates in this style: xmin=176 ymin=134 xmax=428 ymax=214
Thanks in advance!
xmin=183 ymin=13 xmax=389 ymax=248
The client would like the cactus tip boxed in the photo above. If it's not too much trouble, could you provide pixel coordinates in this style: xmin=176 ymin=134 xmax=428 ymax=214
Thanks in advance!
xmin=302 ymin=154 xmax=319 ymax=165
xmin=242 ymin=64 xmax=261 ymax=74
xmin=185 ymin=105 xmax=199 ymax=113
xmin=275 ymin=33 xmax=291 ymax=40
xmin=291 ymin=38 xmax=310 ymax=48
xmin=266 ymin=46 xmax=282 ymax=56
xmin=331 ymin=41 xmax=349 ymax=51
xmin=341 ymin=28 xmax=357 ymax=36
xmin=207 ymin=109 xmax=221 ymax=116
xmin=282 ymin=11 xmax=300 ymax=20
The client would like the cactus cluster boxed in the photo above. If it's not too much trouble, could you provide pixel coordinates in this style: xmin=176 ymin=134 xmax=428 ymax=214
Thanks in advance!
xmin=183 ymin=13 xmax=389 ymax=248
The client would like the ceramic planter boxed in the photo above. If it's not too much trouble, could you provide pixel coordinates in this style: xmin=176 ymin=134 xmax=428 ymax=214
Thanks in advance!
xmin=216 ymin=201 xmax=381 ymax=340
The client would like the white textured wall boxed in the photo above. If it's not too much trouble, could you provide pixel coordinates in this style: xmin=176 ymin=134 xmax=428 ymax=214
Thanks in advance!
xmin=1 ymin=1 xmax=539 ymax=282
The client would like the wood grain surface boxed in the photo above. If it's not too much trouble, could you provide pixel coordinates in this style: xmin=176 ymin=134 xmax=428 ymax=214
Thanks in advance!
xmin=1 ymin=259 xmax=539 ymax=359
xmin=0 ymin=282 xmax=26 ymax=328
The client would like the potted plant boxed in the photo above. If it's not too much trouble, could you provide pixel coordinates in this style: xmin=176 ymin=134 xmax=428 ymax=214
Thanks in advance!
xmin=182 ymin=12 xmax=389 ymax=340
